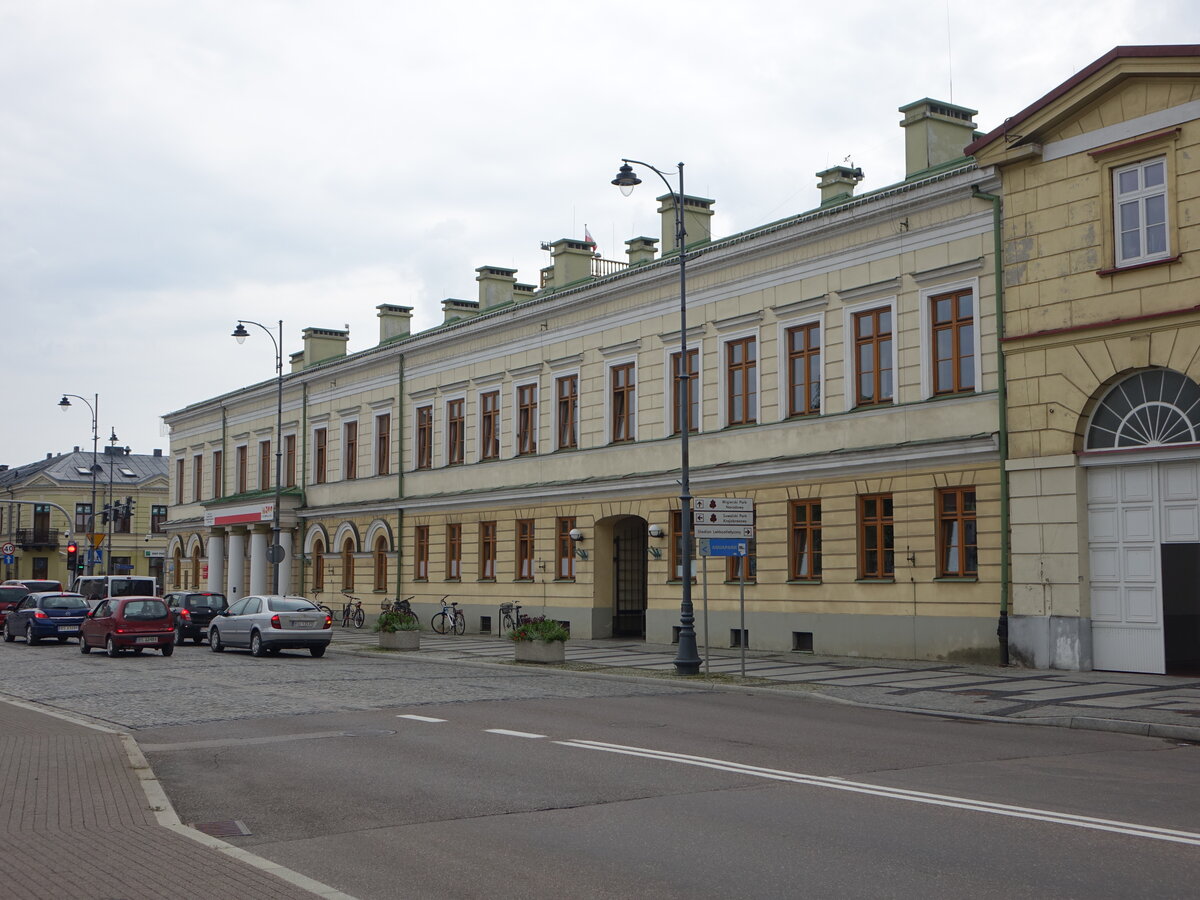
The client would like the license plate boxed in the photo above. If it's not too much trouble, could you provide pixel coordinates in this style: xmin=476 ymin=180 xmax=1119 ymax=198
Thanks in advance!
xmin=290 ymin=620 xmax=314 ymax=629
xmin=136 ymin=636 xmax=158 ymax=644
xmin=59 ymin=626 xmax=79 ymax=633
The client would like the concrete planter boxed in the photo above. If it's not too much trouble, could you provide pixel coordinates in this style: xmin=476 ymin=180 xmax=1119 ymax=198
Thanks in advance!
xmin=514 ymin=640 xmax=566 ymax=664
xmin=379 ymin=630 xmax=420 ymax=651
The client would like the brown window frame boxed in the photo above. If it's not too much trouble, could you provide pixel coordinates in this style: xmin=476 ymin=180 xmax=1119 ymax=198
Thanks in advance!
xmin=556 ymin=516 xmax=576 ymax=581
xmin=313 ymin=429 xmax=327 ymax=485
xmin=668 ymin=510 xmax=696 ymax=583
xmin=414 ymin=525 xmax=429 ymax=581
xmin=75 ymin=502 xmax=92 ymax=532
xmin=176 ymin=458 xmax=184 ymax=504
xmin=236 ymin=445 xmax=248 ymax=493
xmin=446 ymin=523 xmax=462 ymax=581
xmin=516 ymin=518 xmax=535 ymax=581
xmin=725 ymin=336 xmax=757 ymax=426
xmin=192 ymin=454 xmax=203 ymax=503
xmin=313 ymin=539 xmax=326 ymax=591
xmin=556 ymin=375 xmax=578 ymax=450
xmin=212 ymin=449 xmax=223 ymax=499
xmin=341 ymin=538 xmax=355 ymax=591
xmin=480 ymin=391 xmax=500 ymax=460
xmin=786 ymin=322 xmax=821 ymax=417
xmin=789 ymin=499 xmax=822 ymax=581
xmin=151 ymin=505 xmax=167 ymax=534
xmin=258 ymin=439 xmax=271 ymax=492
xmin=853 ymin=307 xmax=893 ymax=407
xmin=610 ymin=363 xmax=635 ymax=443
xmin=937 ymin=487 xmax=978 ymax=577
xmin=283 ymin=437 xmax=295 ymax=488
xmin=375 ymin=414 xmax=391 ymax=477
xmin=373 ymin=535 xmax=389 ymax=591
xmin=931 ymin=289 xmax=975 ymax=395
xmin=416 ymin=406 xmax=433 ymax=470
xmin=343 ymin=421 xmax=358 ymax=480
xmin=858 ymin=493 xmax=895 ymax=579
xmin=671 ymin=348 xmax=699 ymax=435
xmin=446 ymin=399 xmax=465 ymax=466
xmin=479 ymin=521 xmax=497 ymax=580
xmin=516 ymin=384 xmax=538 ymax=456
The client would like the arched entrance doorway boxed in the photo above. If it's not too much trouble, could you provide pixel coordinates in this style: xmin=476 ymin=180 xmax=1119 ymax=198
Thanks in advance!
xmin=597 ymin=516 xmax=647 ymax=638
xmin=1086 ymin=369 xmax=1200 ymax=674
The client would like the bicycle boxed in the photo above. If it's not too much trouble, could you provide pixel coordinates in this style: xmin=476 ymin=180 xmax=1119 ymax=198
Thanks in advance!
xmin=430 ymin=596 xmax=465 ymax=635
xmin=340 ymin=592 xmax=365 ymax=629
xmin=380 ymin=596 xmax=419 ymax=628
xmin=498 ymin=601 xmax=523 ymax=634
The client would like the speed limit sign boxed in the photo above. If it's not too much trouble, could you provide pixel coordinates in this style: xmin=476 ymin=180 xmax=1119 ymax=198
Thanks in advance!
xmin=0 ymin=542 xmax=14 ymax=556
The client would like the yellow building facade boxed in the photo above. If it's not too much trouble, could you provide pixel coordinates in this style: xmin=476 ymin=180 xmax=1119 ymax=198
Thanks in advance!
xmin=164 ymin=98 xmax=1007 ymax=663
xmin=971 ymin=45 xmax=1200 ymax=673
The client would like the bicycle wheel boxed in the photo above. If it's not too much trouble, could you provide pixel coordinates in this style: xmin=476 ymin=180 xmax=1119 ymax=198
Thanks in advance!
xmin=353 ymin=607 xmax=365 ymax=629
xmin=431 ymin=612 xmax=448 ymax=635
xmin=318 ymin=605 xmax=333 ymax=618
xmin=453 ymin=612 xmax=466 ymax=635
xmin=501 ymin=613 xmax=515 ymax=633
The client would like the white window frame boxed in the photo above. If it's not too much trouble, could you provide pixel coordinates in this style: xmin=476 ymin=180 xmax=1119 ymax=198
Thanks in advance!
xmin=918 ymin=278 xmax=982 ymax=400
xmin=718 ymin=329 xmax=760 ymax=428
xmin=1113 ymin=156 xmax=1169 ymax=267
xmin=842 ymin=297 xmax=898 ymax=409
xmin=661 ymin=343 xmax=703 ymax=438
xmin=604 ymin=356 xmax=638 ymax=444
xmin=776 ymin=313 xmax=823 ymax=421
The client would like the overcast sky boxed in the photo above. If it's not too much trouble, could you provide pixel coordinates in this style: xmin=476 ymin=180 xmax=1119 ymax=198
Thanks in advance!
xmin=3 ymin=1 xmax=1196 ymax=467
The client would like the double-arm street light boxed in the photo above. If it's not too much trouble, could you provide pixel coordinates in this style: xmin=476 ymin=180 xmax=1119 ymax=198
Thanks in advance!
xmin=611 ymin=159 xmax=701 ymax=676
xmin=232 ymin=319 xmax=284 ymax=594
xmin=58 ymin=392 xmax=101 ymax=575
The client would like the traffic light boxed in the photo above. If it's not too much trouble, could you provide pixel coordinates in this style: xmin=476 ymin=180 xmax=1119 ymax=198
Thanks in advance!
xmin=66 ymin=541 xmax=78 ymax=573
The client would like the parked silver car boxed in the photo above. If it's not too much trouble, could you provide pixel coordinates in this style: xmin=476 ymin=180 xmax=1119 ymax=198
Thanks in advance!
xmin=208 ymin=595 xmax=332 ymax=658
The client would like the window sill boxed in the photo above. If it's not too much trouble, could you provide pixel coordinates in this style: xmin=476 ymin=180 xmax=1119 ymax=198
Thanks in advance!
xmin=786 ymin=578 xmax=822 ymax=585
xmin=855 ymin=578 xmax=895 ymax=584
xmin=1097 ymin=254 xmax=1180 ymax=277
xmin=723 ymin=580 xmax=757 ymax=585
xmin=934 ymin=576 xmax=978 ymax=582
xmin=553 ymin=578 xmax=576 ymax=583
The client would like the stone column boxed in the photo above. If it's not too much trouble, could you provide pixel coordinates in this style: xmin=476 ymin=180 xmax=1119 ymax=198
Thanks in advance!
xmin=277 ymin=530 xmax=293 ymax=596
xmin=207 ymin=532 xmax=225 ymax=595
xmin=226 ymin=530 xmax=245 ymax=601
xmin=249 ymin=528 xmax=268 ymax=595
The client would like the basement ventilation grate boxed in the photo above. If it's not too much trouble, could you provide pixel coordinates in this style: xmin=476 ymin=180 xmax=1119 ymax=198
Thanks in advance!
xmin=192 ymin=819 xmax=252 ymax=838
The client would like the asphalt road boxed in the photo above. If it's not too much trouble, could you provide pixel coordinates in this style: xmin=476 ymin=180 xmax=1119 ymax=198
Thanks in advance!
xmin=3 ymin=638 xmax=1199 ymax=898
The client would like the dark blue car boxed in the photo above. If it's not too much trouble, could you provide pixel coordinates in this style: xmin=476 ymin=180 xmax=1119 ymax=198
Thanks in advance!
xmin=2 ymin=592 xmax=90 ymax=645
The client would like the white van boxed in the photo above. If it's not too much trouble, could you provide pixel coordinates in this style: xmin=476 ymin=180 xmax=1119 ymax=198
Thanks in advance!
xmin=73 ymin=575 xmax=159 ymax=608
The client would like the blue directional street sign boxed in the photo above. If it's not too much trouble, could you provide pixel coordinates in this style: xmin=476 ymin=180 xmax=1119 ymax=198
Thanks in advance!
xmin=1 ymin=555 xmax=13 ymax=565
xmin=702 ymin=538 xmax=747 ymax=557
xmin=91 ymin=550 xmax=103 ymax=564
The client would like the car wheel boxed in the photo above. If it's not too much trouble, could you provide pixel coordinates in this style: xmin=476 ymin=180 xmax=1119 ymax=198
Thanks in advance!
xmin=210 ymin=628 xmax=224 ymax=652
xmin=106 ymin=636 xmax=120 ymax=658
xmin=2 ymin=622 xmax=13 ymax=643
xmin=250 ymin=631 xmax=267 ymax=658
xmin=310 ymin=645 xmax=326 ymax=658
xmin=26 ymin=624 xmax=39 ymax=646
xmin=80 ymin=634 xmax=91 ymax=654
xmin=174 ymin=626 xmax=186 ymax=646
xmin=161 ymin=642 xmax=174 ymax=657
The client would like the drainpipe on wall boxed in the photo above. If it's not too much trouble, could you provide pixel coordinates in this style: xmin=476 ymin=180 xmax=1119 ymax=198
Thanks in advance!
xmin=395 ymin=354 xmax=404 ymax=598
xmin=974 ymin=185 xmax=1010 ymax=666
xmin=300 ymin=382 xmax=309 ymax=596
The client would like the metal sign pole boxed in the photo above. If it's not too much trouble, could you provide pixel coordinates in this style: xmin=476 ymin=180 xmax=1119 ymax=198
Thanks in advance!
xmin=702 ymin=549 xmax=710 ymax=677
xmin=739 ymin=547 xmax=746 ymax=678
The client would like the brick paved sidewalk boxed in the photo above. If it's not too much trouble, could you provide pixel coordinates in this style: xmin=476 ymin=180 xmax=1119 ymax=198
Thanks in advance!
xmin=0 ymin=699 xmax=353 ymax=900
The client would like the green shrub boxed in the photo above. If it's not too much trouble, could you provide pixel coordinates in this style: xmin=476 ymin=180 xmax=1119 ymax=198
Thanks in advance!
xmin=508 ymin=616 xmax=570 ymax=643
xmin=374 ymin=610 xmax=419 ymax=633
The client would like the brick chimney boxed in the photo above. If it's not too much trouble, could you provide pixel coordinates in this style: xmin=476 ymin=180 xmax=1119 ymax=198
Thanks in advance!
xmin=658 ymin=194 xmax=714 ymax=254
xmin=899 ymin=99 xmax=978 ymax=176
xmin=377 ymin=304 xmax=413 ymax=343
xmin=816 ymin=165 xmax=864 ymax=204
xmin=476 ymin=266 xmax=517 ymax=310
xmin=625 ymin=236 xmax=658 ymax=266
xmin=301 ymin=327 xmax=349 ymax=367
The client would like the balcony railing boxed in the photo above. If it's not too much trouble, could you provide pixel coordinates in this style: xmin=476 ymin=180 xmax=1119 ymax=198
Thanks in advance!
xmin=16 ymin=529 xmax=58 ymax=549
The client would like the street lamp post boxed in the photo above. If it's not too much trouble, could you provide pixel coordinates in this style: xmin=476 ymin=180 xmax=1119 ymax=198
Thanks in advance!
xmin=105 ymin=428 xmax=119 ymax=576
xmin=232 ymin=319 xmax=284 ymax=595
xmin=611 ymin=159 xmax=702 ymax=676
xmin=58 ymin=392 xmax=100 ymax=575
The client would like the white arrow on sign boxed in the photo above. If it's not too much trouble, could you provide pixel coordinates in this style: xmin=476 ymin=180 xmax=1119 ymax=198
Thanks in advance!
xmin=692 ymin=524 xmax=755 ymax=539
xmin=694 ymin=510 xmax=754 ymax=525
xmin=693 ymin=497 xmax=753 ymax=512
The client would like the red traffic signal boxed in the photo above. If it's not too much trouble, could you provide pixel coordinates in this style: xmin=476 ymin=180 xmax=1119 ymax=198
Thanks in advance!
xmin=66 ymin=541 xmax=78 ymax=554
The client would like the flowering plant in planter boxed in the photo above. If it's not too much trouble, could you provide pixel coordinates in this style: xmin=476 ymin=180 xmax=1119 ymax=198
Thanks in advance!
xmin=374 ymin=610 xmax=419 ymax=634
xmin=508 ymin=615 xmax=570 ymax=643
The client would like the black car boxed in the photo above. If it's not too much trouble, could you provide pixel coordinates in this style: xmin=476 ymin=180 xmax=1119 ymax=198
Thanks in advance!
xmin=2 ymin=592 xmax=90 ymax=644
xmin=163 ymin=591 xmax=228 ymax=644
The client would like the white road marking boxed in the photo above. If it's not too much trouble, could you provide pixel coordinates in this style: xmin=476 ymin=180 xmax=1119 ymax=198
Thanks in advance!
xmin=486 ymin=729 xmax=546 ymax=739
xmin=397 ymin=714 xmax=446 ymax=723
xmin=558 ymin=739 xmax=1200 ymax=847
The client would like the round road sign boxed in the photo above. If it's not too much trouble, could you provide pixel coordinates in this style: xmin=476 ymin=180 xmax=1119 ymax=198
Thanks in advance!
xmin=0 ymin=542 xmax=14 ymax=556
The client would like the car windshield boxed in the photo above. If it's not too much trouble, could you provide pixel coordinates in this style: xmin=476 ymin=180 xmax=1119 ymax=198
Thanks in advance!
xmin=185 ymin=594 xmax=226 ymax=611
xmin=0 ymin=586 xmax=27 ymax=604
xmin=42 ymin=595 xmax=87 ymax=610
xmin=123 ymin=599 xmax=168 ymax=620
xmin=267 ymin=597 xmax=318 ymax=612
xmin=24 ymin=581 xmax=62 ymax=592
xmin=110 ymin=579 xmax=155 ymax=597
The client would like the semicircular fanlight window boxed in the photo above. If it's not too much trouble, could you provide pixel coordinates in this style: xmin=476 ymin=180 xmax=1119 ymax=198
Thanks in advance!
xmin=1086 ymin=369 xmax=1200 ymax=450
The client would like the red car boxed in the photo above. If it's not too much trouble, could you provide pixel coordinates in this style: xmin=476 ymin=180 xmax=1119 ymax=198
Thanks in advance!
xmin=0 ymin=584 xmax=27 ymax=630
xmin=80 ymin=596 xmax=175 ymax=658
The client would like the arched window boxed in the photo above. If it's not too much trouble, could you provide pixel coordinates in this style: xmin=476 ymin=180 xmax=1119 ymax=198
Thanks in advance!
xmin=373 ymin=535 xmax=389 ymax=592
xmin=1087 ymin=369 xmax=1200 ymax=450
xmin=172 ymin=548 xmax=183 ymax=589
xmin=191 ymin=546 xmax=201 ymax=589
xmin=342 ymin=538 xmax=355 ymax=591
xmin=313 ymin=539 xmax=325 ymax=591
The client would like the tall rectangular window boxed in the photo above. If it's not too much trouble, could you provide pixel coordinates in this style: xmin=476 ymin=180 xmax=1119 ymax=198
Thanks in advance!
xmin=343 ymin=421 xmax=358 ymax=480
xmin=1114 ymin=156 xmax=1168 ymax=267
xmin=283 ymin=436 xmax=295 ymax=487
xmin=375 ymin=414 xmax=391 ymax=476
xmin=258 ymin=440 xmax=271 ymax=491
xmin=313 ymin=429 xmax=327 ymax=484
xmin=151 ymin=505 xmax=167 ymax=534
xmin=480 ymin=391 xmax=500 ymax=460
xmin=726 ymin=505 xmax=756 ymax=582
xmin=236 ymin=446 xmax=248 ymax=493
xmin=192 ymin=455 xmax=203 ymax=502
xmin=858 ymin=493 xmax=894 ymax=579
xmin=176 ymin=458 xmax=184 ymax=504
xmin=931 ymin=289 xmax=975 ymax=395
xmin=938 ymin=487 xmax=978 ymax=577
xmin=75 ymin=503 xmax=92 ymax=532
xmin=787 ymin=323 xmax=821 ymax=416
xmin=414 ymin=525 xmax=429 ymax=581
xmin=725 ymin=337 xmax=757 ymax=426
xmin=446 ymin=523 xmax=462 ymax=581
xmin=416 ymin=406 xmax=433 ymax=469
xmin=212 ymin=450 xmax=223 ymax=499
xmin=668 ymin=510 xmax=695 ymax=582
xmin=671 ymin=348 xmax=699 ymax=435
xmin=517 ymin=384 xmax=538 ymax=456
xmin=516 ymin=519 xmax=535 ymax=581
xmin=611 ymin=363 xmax=635 ymax=443
xmin=479 ymin=521 xmax=497 ymax=580
xmin=789 ymin=499 xmax=822 ymax=580
xmin=854 ymin=308 xmax=893 ymax=406
xmin=447 ymin=399 xmax=464 ymax=466
xmin=556 ymin=375 xmax=578 ymax=449
xmin=556 ymin=517 xmax=575 ymax=580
